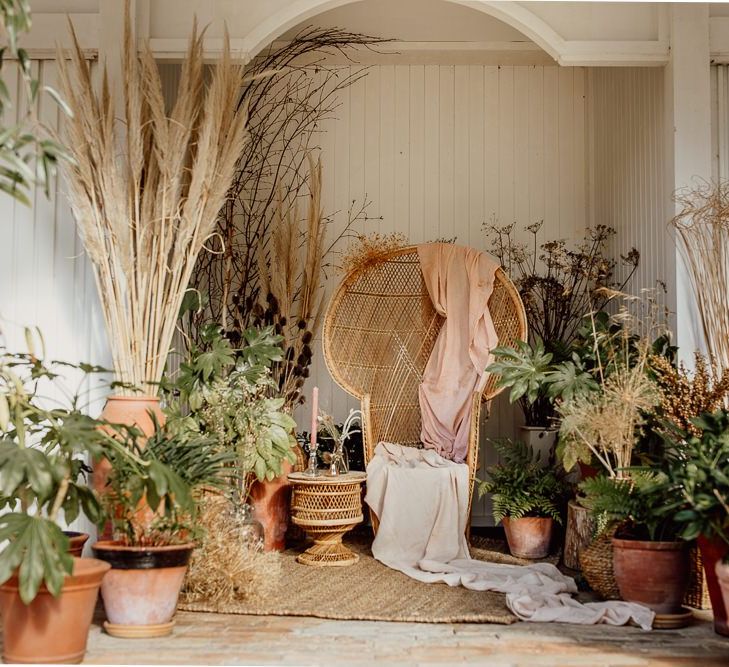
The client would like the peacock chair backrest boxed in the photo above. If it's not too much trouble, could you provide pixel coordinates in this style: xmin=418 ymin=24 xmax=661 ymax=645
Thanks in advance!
xmin=322 ymin=245 xmax=527 ymax=466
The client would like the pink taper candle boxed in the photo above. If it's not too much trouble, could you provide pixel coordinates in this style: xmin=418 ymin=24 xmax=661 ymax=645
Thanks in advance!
xmin=310 ymin=386 xmax=319 ymax=446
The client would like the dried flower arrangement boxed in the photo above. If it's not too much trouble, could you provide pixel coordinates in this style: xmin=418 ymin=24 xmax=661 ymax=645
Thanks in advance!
xmin=486 ymin=221 xmax=639 ymax=349
xmin=557 ymin=294 xmax=667 ymax=478
xmin=485 ymin=222 xmax=639 ymax=426
xmin=651 ymin=353 xmax=729 ymax=436
xmin=339 ymin=232 xmax=409 ymax=274
xmin=56 ymin=6 xmax=249 ymax=392
xmin=182 ymin=494 xmax=281 ymax=605
xmin=186 ymin=28 xmax=386 ymax=349
xmin=672 ymin=180 xmax=729 ymax=379
xmin=227 ymin=156 xmax=324 ymax=411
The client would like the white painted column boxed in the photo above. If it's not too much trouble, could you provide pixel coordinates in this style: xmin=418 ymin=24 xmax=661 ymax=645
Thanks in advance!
xmin=664 ymin=3 xmax=712 ymax=357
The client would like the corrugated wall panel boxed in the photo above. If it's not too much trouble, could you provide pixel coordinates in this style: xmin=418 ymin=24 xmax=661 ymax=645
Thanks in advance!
xmin=0 ymin=59 xmax=108 ymax=538
xmin=587 ymin=67 xmax=667 ymax=303
xmin=300 ymin=64 xmax=589 ymax=524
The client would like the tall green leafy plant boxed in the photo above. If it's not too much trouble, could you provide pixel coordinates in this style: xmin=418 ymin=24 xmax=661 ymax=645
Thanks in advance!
xmin=0 ymin=339 xmax=125 ymax=602
xmin=165 ymin=325 xmax=297 ymax=497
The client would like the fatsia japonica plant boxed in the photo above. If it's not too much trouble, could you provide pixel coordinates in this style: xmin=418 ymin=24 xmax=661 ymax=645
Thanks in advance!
xmin=164 ymin=323 xmax=297 ymax=499
xmin=0 ymin=332 xmax=121 ymax=602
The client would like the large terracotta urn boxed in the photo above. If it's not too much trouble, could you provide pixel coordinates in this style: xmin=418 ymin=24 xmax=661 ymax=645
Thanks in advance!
xmin=94 ymin=395 xmax=165 ymax=539
xmin=250 ymin=460 xmax=294 ymax=552
xmin=92 ymin=395 xmax=165 ymax=494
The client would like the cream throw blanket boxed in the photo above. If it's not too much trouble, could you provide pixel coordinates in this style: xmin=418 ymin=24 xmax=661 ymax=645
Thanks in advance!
xmin=365 ymin=443 xmax=655 ymax=630
xmin=417 ymin=243 xmax=499 ymax=463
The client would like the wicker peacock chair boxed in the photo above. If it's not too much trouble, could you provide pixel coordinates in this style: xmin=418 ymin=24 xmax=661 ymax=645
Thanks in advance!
xmin=322 ymin=245 xmax=528 ymax=533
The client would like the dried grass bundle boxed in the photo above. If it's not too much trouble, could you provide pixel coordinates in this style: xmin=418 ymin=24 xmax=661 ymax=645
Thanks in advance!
xmin=672 ymin=180 xmax=729 ymax=380
xmin=339 ymin=232 xmax=408 ymax=275
xmin=56 ymin=5 xmax=248 ymax=393
xmin=182 ymin=495 xmax=281 ymax=605
xmin=651 ymin=352 xmax=729 ymax=436
xmin=236 ymin=155 xmax=326 ymax=410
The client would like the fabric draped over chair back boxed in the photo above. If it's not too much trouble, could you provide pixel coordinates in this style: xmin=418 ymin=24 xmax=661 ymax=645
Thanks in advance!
xmin=323 ymin=245 xmax=527 ymax=471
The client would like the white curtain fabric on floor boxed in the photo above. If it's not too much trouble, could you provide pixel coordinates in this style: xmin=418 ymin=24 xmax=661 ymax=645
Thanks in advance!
xmin=365 ymin=443 xmax=655 ymax=631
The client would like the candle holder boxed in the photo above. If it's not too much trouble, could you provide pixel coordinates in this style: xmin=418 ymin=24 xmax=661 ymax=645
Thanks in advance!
xmin=303 ymin=440 xmax=320 ymax=477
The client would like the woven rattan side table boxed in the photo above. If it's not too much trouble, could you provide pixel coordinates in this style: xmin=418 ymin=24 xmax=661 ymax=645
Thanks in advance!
xmin=288 ymin=471 xmax=366 ymax=567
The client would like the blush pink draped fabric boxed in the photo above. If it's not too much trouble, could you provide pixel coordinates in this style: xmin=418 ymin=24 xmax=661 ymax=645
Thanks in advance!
xmin=417 ymin=243 xmax=500 ymax=463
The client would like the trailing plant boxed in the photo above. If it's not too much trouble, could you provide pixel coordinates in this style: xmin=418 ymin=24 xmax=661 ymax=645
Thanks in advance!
xmin=56 ymin=4 xmax=249 ymax=392
xmin=164 ymin=325 xmax=297 ymax=498
xmin=187 ymin=27 xmax=386 ymax=349
xmin=0 ymin=336 xmax=125 ymax=603
xmin=103 ymin=418 xmax=234 ymax=547
xmin=579 ymin=471 xmax=682 ymax=542
xmin=661 ymin=410 xmax=729 ymax=550
xmin=476 ymin=439 xmax=568 ymax=524
xmin=672 ymin=180 xmax=729 ymax=381
xmin=0 ymin=0 xmax=68 ymax=205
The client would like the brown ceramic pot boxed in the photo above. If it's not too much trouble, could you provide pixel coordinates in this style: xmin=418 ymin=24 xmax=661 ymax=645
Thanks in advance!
xmin=612 ymin=536 xmax=690 ymax=614
xmin=716 ymin=559 xmax=729 ymax=633
xmin=0 ymin=557 xmax=110 ymax=664
xmin=64 ymin=531 xmax=90 ymax=558
xmin=698 ymin=535 xmax=729 ymax=636
xmin=502 ymin=516 xmax=554 ymax=559
xmin=250 ymin=459 xmax=293 ymax=551
xmin=92 ymin=541 xmax=193 ymax=638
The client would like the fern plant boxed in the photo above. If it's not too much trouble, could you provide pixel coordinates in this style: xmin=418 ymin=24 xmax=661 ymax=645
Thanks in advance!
xmin=579 ymin=470 xmax=682 ymax=542
xmin=477 ymin=439 xmax=568 ymax=524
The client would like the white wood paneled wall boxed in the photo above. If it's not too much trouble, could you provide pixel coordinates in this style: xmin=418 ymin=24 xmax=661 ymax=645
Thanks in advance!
xmin=0 ymin=59 xmax=109 ymax=537
xmin=712 ymin=64 xmax=729 ymax=180
xmin=295 ymin=63 xmax=589 ymax=524
xmin=587 ymin=68 xmax=668 ymax=306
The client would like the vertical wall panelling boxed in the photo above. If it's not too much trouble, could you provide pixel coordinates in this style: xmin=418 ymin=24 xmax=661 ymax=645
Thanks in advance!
xmin=293 ymin=63 xmax=590 ymax=524
xmin=0 ymin=59 xmax=107 ymax=538
xmin=587 ymin=67 xmax=667 ymax=300
xmin=712 ymin=64 xmax=729 ymax=180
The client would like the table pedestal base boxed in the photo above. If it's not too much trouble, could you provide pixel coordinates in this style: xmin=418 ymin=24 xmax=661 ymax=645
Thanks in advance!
xmin=294 ymin=523 xmax=360 ymax=567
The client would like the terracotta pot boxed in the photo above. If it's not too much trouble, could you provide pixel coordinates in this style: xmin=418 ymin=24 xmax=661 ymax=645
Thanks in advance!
xmin=94 ymin=395 xmax=165 ymax=539
xmin=250 ymin=459 xmax=293 ymax=552
xmin=716 ymin=560 xmax=729 ymax=631
xmin=502 ymin=516 xmax=554 ymax=559
xmin=612 ymin=536 xmax=690 ymax=614
xmin=0 ymin=557 xmax=110 ymax=664
xmin=92 ymin=541 xmax=193 ymax=638
xmin=698 ymin=535 xmax=729 ymax=636
xmin=64 ymin=531 xmax=90 ymax=558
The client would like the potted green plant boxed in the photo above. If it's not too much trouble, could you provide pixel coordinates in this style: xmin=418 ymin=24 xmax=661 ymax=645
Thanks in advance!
xmin=487 ymin=337 xmax=598 ymax=461
xmin=92 ymin=420 xmax=233 ymax=638
xmin=164 ymin=324 xmax=298 ymax=551
xmin=580 ymin=470 xmax=689 ymax=616
xmin=477 ymin=439 xmax=568 ymax=559
xmin=663 ymin=409 xmax=729 ymax=635
xmin=0 ymin=342 xmax=114 ymax=663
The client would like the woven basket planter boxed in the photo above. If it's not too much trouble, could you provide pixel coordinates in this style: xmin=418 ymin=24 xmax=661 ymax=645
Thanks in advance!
xmin=580 ymin=526 xmax=712 ymax=609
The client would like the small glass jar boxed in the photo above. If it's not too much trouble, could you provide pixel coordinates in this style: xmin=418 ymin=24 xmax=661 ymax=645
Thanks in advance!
xmin=227 ymin=503 xmax=264 ymax=550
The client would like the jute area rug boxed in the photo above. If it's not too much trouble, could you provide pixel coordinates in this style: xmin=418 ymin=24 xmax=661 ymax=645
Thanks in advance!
xmin=178 ymin=535 xmax=552 ymax=625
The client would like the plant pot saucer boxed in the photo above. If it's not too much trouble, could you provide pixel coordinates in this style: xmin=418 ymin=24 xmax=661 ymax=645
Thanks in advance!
xmin=652 ymin=607 xmax=693 ymax=630
xmin=103 ymin=620 xmax=175 ymax=638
